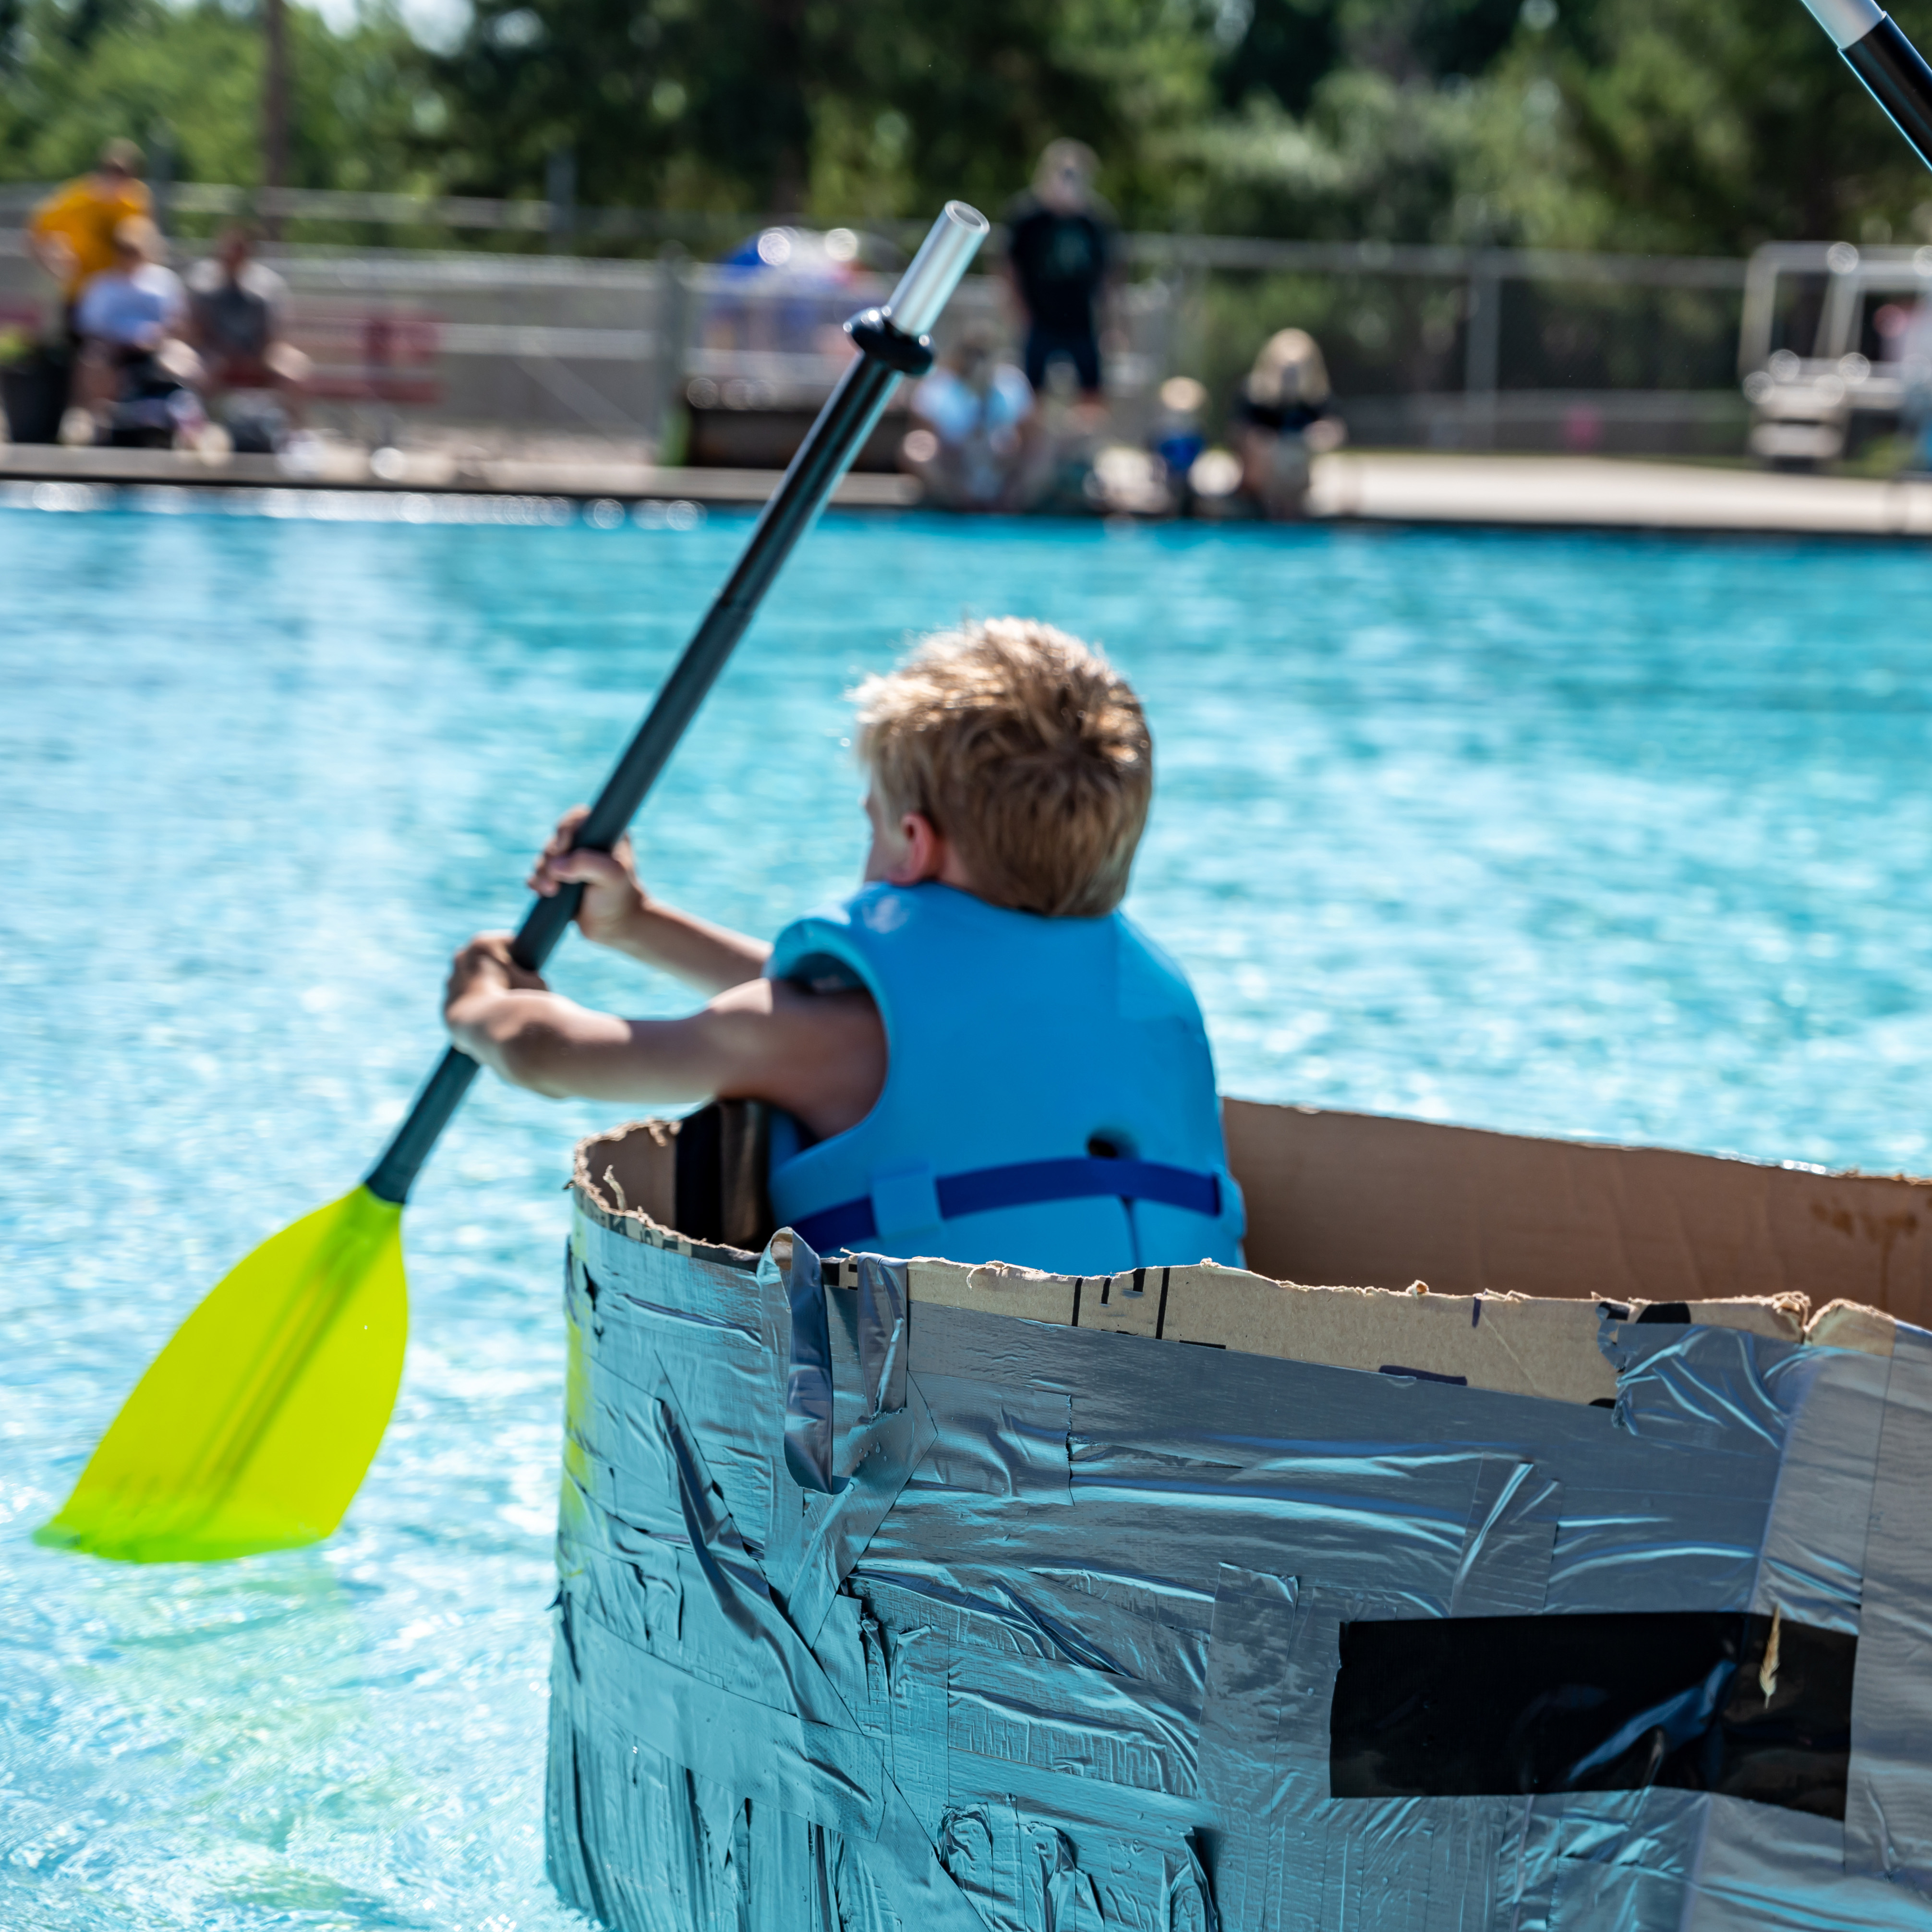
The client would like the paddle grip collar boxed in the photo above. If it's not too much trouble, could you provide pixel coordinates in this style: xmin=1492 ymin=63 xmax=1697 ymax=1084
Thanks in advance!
xmin=845 ymin=309 xmax=934 ymax=375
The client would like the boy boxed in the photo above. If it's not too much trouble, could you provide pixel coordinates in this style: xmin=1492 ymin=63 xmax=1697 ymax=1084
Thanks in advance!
xmin=445 ymin=618 xmax=1244 ymax=1275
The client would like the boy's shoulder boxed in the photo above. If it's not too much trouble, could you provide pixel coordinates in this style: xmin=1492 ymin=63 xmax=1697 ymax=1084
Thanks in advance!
xmin=777 ymin=882 xmax=1202 ymax=1014
xmin=1111 ymin=911 xmax=1207 ymax=1022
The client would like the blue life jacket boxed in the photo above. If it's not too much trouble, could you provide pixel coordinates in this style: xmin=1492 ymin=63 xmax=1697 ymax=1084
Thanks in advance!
xmin=763 ymin=882 xmax=1245 ymax=1276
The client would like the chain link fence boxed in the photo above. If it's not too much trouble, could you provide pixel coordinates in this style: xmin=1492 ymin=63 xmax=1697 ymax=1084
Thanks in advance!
xmin=0 ymin=183 xmax=1757 ymax=458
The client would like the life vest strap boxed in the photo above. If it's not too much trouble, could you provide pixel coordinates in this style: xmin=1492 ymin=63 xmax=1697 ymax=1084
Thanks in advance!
xmin=791 ymin=1156 xmax=1221 ymax=1255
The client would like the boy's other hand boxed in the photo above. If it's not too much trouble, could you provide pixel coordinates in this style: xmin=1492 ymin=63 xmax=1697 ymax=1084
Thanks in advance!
xmin=445 ymin=932 xmax=547 ymax=1012
xmin=528 ymin=805 xmax=647 ymax=951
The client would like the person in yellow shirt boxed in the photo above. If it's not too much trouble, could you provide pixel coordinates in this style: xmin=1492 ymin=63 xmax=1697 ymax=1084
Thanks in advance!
xmin=28 ymin=140 xmax=153 ymax=324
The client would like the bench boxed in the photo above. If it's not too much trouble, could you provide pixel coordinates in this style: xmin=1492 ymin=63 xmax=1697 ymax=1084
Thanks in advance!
xmin=282 ymin=304 xmax=443 ymax=407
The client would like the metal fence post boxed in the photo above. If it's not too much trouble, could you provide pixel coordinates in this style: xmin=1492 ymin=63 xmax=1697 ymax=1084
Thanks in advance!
xmin=651 ymin=249 xmax=694 ymax=457
xmin=1464 ymin=252 xmax=1503 ymax=448
xmin=545 ymin=150 xmax=576 ymax=255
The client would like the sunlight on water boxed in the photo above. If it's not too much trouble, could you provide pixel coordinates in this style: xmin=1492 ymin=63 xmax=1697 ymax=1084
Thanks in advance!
xmin=5 ymin=502 xmax=1932 ymax=1926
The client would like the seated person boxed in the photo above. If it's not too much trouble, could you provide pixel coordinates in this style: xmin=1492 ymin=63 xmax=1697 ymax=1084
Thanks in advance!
xmin=1150 ymin=374 xmax=1208 ymax=484
xmin=186 ymin=224 xmax=311 ymax=429
xmin=444 ymin=620 xmax=1245 ymax=1277
xmin=1232 ymin=327 xmax=1345 ymax=519
xmin=901 ymin=327 xmax=1043 ymax=511
xmin=72 ymin=217 xmax=202 ymax=438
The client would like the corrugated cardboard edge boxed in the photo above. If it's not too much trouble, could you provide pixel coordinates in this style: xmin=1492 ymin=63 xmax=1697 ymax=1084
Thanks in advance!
xmin=1807 ymin=1298 xmax=1900 ymax=1358
xmin=1617 ymin=1295 xmax=1810 ymax=1340
xmin=571 ymin=1119 xmax=761 ymax=1269
xmin=897 ymin=1256 xmax=1624 ymax=1405
xmin=567 ymin=1119 xmax=1919 ymax=1405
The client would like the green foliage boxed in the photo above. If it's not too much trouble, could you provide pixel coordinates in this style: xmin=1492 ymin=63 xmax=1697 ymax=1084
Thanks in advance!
xmin=433 ymin=0 xmax=1215 ymax=220
xmin=1183 ymin=66 xmax=1473 ymax=238
xmin=1464 ymin=0 xmax=1932 ymax=250
xmin=0 ymin=0 xmax=1928 ymax=257
xmin=0 ymin=0 xmax=431 ymax=192
xmin=1199 ymin=0 xmax=1932 ymax=250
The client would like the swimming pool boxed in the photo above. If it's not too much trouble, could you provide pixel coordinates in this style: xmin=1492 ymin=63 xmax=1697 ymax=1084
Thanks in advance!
xmin=6 ymin=499 xmax=1932 ymax=1929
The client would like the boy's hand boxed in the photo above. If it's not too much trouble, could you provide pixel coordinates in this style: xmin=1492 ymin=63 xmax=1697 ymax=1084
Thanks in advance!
xmin=527 ymin=805 xmax=647 ymax=952
xmin=445 ymin=932 xmax=548 ymax=1012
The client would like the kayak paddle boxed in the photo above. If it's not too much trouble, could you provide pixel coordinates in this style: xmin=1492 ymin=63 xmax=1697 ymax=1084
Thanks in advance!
xmin=1799 ymin=0 xmax=1932 ymax=171
xmin=37 ymin=201 xmax=989 ymax=1564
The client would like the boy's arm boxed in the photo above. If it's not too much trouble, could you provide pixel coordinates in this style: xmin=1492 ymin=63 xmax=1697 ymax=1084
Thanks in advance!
xmin=529 ymin=804 xmax=769 ymax=995
xmin=444 ymin=934 xmax=884 ymax=1140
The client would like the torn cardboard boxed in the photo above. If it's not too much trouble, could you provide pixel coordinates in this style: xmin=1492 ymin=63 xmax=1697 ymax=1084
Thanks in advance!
xmin=581 ymin=1094 xmax=1932 ymax=1328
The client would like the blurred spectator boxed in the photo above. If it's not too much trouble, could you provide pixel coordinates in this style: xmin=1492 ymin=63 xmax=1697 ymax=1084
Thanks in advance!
xmin=1003 ymin=141 xmax=1115 ymax=405
xmin=72 ymin=217 xmax=204 ymax=446
xmin=1150 ymin=375 xmax=1208 ymax=483
xmin=28 ymin=140 xmax=153 ymax=331
xmin=1882 ymin=298 xmax=1932 ymax=472
xmin=901 ymin=326 xmax=1044 ymax=510
xmin=1231 ymin=328 xmax=1344 ymax=518
xmin=703 ymin=225 xmax=861 ymax=356
xmin=187 ymin=224 xmax=312 ymax=445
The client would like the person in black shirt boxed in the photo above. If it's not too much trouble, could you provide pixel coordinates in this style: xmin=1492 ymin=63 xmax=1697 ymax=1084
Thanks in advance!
xmin=1003 ymin=141 xmax=1115 ymax=401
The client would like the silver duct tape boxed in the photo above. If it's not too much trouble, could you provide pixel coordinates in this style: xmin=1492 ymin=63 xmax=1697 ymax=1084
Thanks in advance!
xmin=856 ymin=1256 xmax=909 ymax=1420
xmin=568 ymin=1607 xmax=890 ymax=1838
xmin=1846 ymin=1334 xmax=1932 ymax=1893
xmin=925 ymin=1799 xmax=1213 ymax=1932
xmin=553 ymin=1336 xmax=990 ymax=1930
xmin=1684 ymin=1798 xmax=1932 ymax=1932
xmin=904 ymin=1373 xmax=1072 ymax=1505
xmin=1451 ymin=1455 xmax=1563 ymax=1617
xmin=549 ymin=1217 xmax=1932 ymax=1932
xmin=1199 ymin=1571 xmax=1546 ymax=1931
xmin=857 ymin=1565 xmax=1209 ymax=1715
xmin=763 ymin=1372 xmax=938 ymax=1646
xmin=1599 ymin=1315 xmax=1802 ymax=1452
xmin=567 ymin=1240 xmax=779 ymax=1546
xmin=1197 ymin=1565 xmax=1300 ymax=1927
xmin=1503 ymin=1788 xmax=1704 ymax=1932
xmin=867 ymin=1299 xmax=1773 ymax=1617
xmin=1749 ymin=1345 xmax=1889 ymax=1633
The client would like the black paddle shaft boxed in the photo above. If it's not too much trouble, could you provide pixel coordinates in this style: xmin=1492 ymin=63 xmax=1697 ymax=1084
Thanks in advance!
xmin=1803 ymin=0 xmax=1932 ymax=168
xmin=361 ymin=226 xmax=979 ymax=1205
xmin=1842 ymin=12 xmax=1932 ymax=169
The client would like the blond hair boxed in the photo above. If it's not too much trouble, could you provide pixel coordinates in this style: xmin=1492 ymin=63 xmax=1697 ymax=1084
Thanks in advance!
xmin=853 ymin=618 xmax=1152 ymax=918
xmin=1247 ymin=327 xmax=1330 ymax=408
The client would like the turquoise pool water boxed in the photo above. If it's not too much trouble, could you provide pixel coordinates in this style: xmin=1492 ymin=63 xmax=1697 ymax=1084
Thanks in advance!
xmin=6 ymin=498 xmax=1932 ymax=1928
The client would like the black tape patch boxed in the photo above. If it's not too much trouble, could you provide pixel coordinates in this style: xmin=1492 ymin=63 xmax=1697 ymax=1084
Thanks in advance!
xmin=1330 ymin=1610 xmax=1854 ymax=1819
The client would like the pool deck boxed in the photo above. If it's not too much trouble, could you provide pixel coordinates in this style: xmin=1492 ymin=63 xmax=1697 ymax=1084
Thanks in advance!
xmin=1306 ymin=452 xmax=1932 ymax=540
xmin=0 ymin=440 xmax=922 ymax=509
xmin=9 ymin=441 xmax=1932 ymax=538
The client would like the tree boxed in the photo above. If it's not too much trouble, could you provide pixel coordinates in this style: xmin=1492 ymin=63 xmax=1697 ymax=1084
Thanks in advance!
xmin=1 ymin=0 xmax=1921 ymax=258
xmin=1467 ymin=0 xmax=1932 ymax=250
xmin=433 ymin=0 xmax=1214 ymax=222
xmin=1189 ymin=0 xmax=1932 ymax=250
xmin=0 ymin=0 xmax=433 ymax=195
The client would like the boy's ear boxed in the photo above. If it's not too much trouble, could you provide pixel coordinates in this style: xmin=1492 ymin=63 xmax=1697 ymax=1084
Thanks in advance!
xmin=887 ymin=810 xmax=947 ymax=886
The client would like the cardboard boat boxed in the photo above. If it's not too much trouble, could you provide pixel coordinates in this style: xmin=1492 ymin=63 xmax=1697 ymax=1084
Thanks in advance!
xmin=545 ymin=1097 xmax=1932 ymax=1932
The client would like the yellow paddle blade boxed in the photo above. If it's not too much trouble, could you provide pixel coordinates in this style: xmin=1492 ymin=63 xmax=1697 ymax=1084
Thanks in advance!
xmin=36 ymin=1185 xmax=408 ymax=1564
